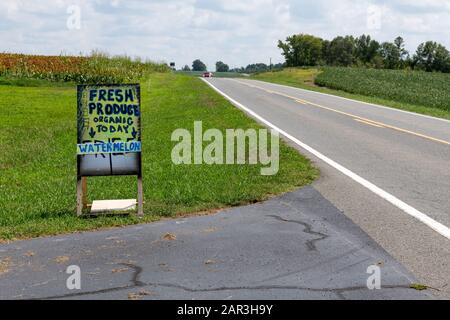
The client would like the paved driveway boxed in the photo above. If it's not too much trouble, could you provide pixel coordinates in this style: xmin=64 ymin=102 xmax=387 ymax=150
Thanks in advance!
xmin=0 ymin=187 xmax=431 ymax=300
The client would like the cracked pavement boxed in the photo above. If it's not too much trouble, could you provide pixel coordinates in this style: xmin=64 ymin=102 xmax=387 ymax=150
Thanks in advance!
xmin=0 ymin=187 xmax=432 ymax=299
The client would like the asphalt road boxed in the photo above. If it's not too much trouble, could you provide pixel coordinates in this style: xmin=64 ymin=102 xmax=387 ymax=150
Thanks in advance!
xmin=203 ymin=78 xmax=450 ymax=297
xmin=0 ymin=188 xmax=430 ymax=300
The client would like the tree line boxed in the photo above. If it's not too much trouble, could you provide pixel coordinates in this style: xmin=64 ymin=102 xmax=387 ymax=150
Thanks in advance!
xmin=278 ymin=34 xmax=450 ymax=73
xmin=180 ymin=60 xmax=283 ymax=73
xmin=229 ymin=63 xmax=284 ymax=73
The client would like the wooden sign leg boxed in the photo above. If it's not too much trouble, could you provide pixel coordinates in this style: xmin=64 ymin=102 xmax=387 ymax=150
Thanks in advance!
xmin=76 ymin=176 xmax=83 ymax=216
xmin=137 ymin=175 xmax=144 ymax=217
xmin=82 ymin=177 xmax=88 ymax=209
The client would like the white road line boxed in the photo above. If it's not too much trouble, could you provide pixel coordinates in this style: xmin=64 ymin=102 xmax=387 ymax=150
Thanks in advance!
xmin=245 ymin=79 xmax=450 ymax=124
xmin=202 ymin=78 xmax=450 ymax=240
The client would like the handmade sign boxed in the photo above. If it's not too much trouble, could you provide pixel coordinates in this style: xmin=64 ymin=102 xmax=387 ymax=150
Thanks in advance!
xmin=76 ymin=84 xmax=143 ymax=216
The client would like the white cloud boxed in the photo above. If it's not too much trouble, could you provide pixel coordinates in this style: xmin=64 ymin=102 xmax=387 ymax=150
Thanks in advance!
xmin=0 ymin=0 xmax=449 ymax=69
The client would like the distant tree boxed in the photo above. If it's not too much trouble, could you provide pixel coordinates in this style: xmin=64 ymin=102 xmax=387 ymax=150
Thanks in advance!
xmin=278 ymin=34 xmax=323 ymax=67
xmin=380 ymin=42 xmax=401 ymax=69
xmin=215 ymin=61 xmax=229 ymax=72
xmin=413 ymin=42 xmax=434 ymax=71
xmin=192 ymin=59 xmax=207 ymax=71
xmin=273 ymin=63 xmax=284 ymax=70
xmin=181 ymin=65 xmax=191 ymax=71
xmin=229 ymin=67 xmax=245 ymax=73
xmin=355 ymin=34 xmax=380 ymax=66
xmin=372 ymin=55 xmax=385 ymax=69
xmin=413 ymin=41 xmax=450 ymax=72
xmin=324 ymin=36 xmax=355 ymax=66
xmin=433 ymin=45 xmax=450 ymax=72
xmin=244 ymin=63 xmax=269 ymax=73
xmin=394 ymin=36 xmax=409 ymax=60
xmin=321 ymin=40 xmax=330 ymax=65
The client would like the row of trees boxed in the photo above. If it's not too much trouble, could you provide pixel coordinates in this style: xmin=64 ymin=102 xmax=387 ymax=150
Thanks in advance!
xmin=181 ymin=60 xmax=229 ymax=72
xmin=181 ymin=59 xmax=208 ymax=72
xmin=278 ymin=34 xmax=450 ymax=73
xmin=181 ymin=60 xmax=283 ymax=73
xmin=229 ymin=63 xmax=284 ymax=73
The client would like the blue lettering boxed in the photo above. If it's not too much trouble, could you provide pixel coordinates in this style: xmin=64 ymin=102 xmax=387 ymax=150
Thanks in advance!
xmin=99 ymin=89 xmax=107 ymax=101
xmin=125 ymin=89 xmax=134 ymax=102
xmin=78 ymin=144 xmax=87 ymax=153
xmin=113 ymin=142 xmax=121 ymax=152
xmin=133 ymin=105 xmax=140 ymax=116
xmin=88 ymin=102 xmax=96 ymax=114
xmin=115 ymin=89 xmax=123 ymax=102
xmin=107 ymin=89 xmax=114 ymax=101
xmin=89 ymin=89 xmax=97 ymax=101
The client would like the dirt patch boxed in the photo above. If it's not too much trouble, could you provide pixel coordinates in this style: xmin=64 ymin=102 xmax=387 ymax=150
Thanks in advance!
xmin=162 ymin=233 xmax=176 ymax=241
xmin=111 ymin=267 xmax=129 ymax=273
xmin=199 ymin=94 xmax=218 ymax=108
xmin=0 ymin=257 xmax=12 ymax=275
xmin=54 ymin=256 xmax=70 ymax=264
xmin=202 ymin=227 xmax=218 ymax=234
xmin=128 ymin=289 xmax=154 ymax=300
xmin=24 ymin=251 xmax=35 ymax=257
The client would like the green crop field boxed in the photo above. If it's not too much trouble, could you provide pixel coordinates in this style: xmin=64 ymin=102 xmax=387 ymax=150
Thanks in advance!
xmin=0 ymin=72 xmax=317 ymax=241
xmin=315 ymin=67 xmax=450 ymax=113
xmin=0 ymin=52 xmax=169 ymax=84
xmin=253 ymin=67 xmax=450 ymax=120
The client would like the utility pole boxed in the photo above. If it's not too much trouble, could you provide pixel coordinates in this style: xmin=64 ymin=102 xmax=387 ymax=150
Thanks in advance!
xmin=270 ymin=57 xmax=272 ymax=71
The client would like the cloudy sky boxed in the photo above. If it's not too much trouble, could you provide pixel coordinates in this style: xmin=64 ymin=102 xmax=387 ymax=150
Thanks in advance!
xmin=1 ymin=0 xmax=449 ymax=70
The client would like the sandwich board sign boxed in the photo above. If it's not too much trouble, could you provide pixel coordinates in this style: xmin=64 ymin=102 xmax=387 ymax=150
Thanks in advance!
xmin=76 ymin=84 xmax=143 ymax=216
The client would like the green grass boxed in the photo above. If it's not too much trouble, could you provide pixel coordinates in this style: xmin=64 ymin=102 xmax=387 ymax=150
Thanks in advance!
xmin=410 ymin=284 xmax=428 ymax=291
xmin=253 ymin=68 xmax=320 ymax=88
xmin=0 ymin=73 xmax=318 ymax=241
xmin=0 ymin=76 xmax=74 ymax=87
xmin=252 ymin=68 xmax=450 ymax=120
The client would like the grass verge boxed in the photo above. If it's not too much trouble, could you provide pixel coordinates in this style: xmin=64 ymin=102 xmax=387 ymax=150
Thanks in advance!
xmin=252 ymin=68 xmax=450 ymax=120
xmin=0 ymin=73 xmax=318 ymax=241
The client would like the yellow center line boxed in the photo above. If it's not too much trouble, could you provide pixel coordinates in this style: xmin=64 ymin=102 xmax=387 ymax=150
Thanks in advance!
xmin=296 ymin=99 xmax=309 ymax=105
xmin=233 ymin=80 xmax=450 ymax=146
xmin=353 ymin=118 xmax=385 ymax=128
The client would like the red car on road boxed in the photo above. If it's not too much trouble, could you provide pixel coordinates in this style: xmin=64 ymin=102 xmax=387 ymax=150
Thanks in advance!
xmin=202 ymin=72 xmax=213 ymax=78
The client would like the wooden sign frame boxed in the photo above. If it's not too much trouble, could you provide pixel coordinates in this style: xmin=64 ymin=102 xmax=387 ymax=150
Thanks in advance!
xmin=76 ymin=84 xmax=143 ymax=217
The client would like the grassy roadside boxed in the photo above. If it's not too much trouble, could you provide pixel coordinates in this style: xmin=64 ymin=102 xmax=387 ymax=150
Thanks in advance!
xmin=252 ymin=68 xmax=450 ymax=120
xmin=0 ymin=73 xmax=318 ymax=241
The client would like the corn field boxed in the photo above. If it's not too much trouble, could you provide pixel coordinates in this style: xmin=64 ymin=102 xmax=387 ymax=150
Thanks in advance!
xmin=0 ymin=52 xmax=169 ymax=83
xmin=315 ymin=67 xmax=450 ymax=112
